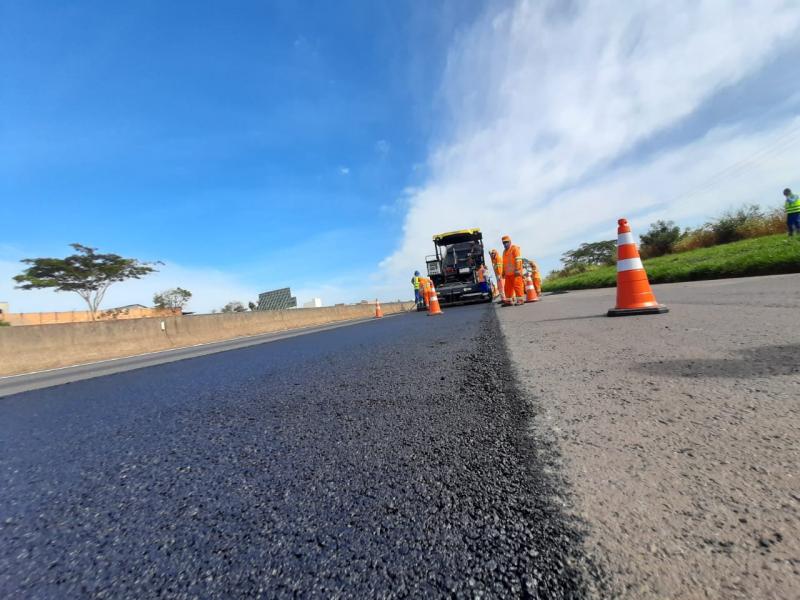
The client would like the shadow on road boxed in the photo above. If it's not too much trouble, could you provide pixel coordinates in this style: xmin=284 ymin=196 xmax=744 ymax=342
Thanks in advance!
xmin=636 ymin=344 xmax=800 ymax=378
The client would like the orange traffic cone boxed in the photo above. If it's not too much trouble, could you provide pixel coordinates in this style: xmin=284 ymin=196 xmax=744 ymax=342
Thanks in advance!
xmin=427 ymin=282 xmax=443 ymax=316
xmin=608 ymin=218 xmax=668 ymax=317
xmin=525 ymin=274 xmax=539 ymax=302
xmin=374 ymin=299 xmax=384 ymax=318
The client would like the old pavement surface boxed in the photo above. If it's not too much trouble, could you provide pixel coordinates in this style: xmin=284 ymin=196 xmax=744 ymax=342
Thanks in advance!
xmin=498 ymin=274 xmax=800 ymax=599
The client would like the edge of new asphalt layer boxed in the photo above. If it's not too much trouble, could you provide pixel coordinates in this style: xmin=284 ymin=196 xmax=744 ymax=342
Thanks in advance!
xmin=0 ymin=312 xmax=404 ymax=397
xmin=489 ymin=306 xmax=611 ymax=598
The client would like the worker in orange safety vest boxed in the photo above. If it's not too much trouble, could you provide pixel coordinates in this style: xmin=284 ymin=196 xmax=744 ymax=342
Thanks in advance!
xmin=502 ymin=235 xmax=525 ymax=306
xmin=489 ymin=249 xmax=505 ymax=302
xmin=530 ymin=260 xmax=542 ymax=295
xmin=418 ymin=276 xmax=431 ymax=307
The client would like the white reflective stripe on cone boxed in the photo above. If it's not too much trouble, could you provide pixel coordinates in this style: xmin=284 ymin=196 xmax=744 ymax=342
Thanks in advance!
xmin=617 ymin=232 xmax=635 ymax=246
xmin=617 ymin=257 xmax=644 ymax=272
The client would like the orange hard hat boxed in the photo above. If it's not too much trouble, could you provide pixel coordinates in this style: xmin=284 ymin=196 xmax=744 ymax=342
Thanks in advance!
xmin=489 ymin=248 xmax=497 ymax=255
xmin=501 ymin=235 xmax=511 ymax=243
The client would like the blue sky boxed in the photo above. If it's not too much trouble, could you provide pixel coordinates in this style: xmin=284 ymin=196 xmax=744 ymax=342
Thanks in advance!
xmin=2 ymin=2 xmax=472 ymax=266
xmin=3 ymin=1 xmax=800 ymax=312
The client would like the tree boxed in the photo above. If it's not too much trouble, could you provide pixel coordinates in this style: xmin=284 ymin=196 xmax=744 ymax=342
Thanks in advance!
xmin=248 ymin=301 xmax=257 ymax=311
xmin=221 ymin=301 xmax=246 ymax=313
xmin=639 ymin=220 xmax=681 ymax=258
xmin=153 ymin=287 xmax=192 ymax=310
xmin=561 ymin=240 xmax=616 ymax=269
xmin=13 ymin=243 xmax=159 ymax=320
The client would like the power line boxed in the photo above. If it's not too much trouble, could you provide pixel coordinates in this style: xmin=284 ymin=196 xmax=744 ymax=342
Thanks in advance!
xmin=664 ymin=122 xmax=800 ymax=206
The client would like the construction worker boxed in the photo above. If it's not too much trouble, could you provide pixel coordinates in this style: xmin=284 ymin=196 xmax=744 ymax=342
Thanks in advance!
xmin=475 ymin=262 xmax=490 ymax=295
xmin=783 ymin=188 xmax=800 ymax=237
xmin=412 ymin=271 xmax=423 ymax=307
xmin=418 ymin=275 xmax=431 ymax=307
xmin=530 ymin=260 xmax=542 ymax=295
xmin=489 ymin=249 xmax=505 ymax=302
xmin=502 ymin=235 xmax=525 ymax=306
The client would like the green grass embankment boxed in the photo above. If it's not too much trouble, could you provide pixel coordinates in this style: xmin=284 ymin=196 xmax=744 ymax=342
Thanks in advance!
xmin=542 ymin=234 xmax=800 ymax=292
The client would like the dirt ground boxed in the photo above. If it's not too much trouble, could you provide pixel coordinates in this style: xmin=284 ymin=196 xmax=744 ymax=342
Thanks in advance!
xmin=497 ymin=274 xmax=800 ymax=599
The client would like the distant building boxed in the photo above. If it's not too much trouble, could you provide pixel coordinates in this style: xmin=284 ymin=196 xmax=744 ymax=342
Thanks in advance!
xmin=302 ymin=298 xmax=323 ymax=309
xmin=0 ymin=302 xmax=8 ymax=318
xmin=256 ymin=287 xmax=297 ymax=311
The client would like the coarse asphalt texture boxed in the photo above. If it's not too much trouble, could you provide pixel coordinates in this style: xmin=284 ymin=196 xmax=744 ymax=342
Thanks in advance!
xmin=0 ymin=303 xmax=598 ymax=598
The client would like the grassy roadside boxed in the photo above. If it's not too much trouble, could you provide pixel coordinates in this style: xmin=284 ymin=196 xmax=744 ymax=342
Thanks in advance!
xmin=542 ymin=234 xmax=800 ymax=292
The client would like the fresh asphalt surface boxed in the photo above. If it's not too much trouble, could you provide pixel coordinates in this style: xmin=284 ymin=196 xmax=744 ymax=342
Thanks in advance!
xmin=0 ymin=314 xmax=392 ymax=396
xmin=0 ymin=303 xmax=593 ymax=598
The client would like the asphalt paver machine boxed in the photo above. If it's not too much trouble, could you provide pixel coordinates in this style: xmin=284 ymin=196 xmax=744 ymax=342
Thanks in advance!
xmin=425 ymin=228 xmax=493 ymax=307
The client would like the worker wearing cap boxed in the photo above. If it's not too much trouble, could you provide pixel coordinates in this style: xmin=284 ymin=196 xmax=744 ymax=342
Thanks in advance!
xmin=502 ymin=235 xmax=525 ymax=305
xmin=411 ymin=271 xmax=423 ymax=307
xmin=783 ymin=187 xmax=800 ymax=237
xmin=489 ymin=249 xmax=505 ymax=302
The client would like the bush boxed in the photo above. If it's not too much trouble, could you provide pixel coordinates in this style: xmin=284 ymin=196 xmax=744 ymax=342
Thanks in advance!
xmin=0 ymin=321 xmax=10 ymax=327
xmin=707 ymin=204 xmax=763 ymax=244
xmin=639 ymin=220 xmax=682 ymax=258
xmin=671 ymin=206 xmax=786 ymax=254
xmin=543 ymin=234 xmax=800 ymax=292
xmin=736 ymin=207 xmax=785 ymax=238
xmin=545 ymin=263 xmax=601 ymax=280
xmin=673 ymin=227 xmax=717 ymax=253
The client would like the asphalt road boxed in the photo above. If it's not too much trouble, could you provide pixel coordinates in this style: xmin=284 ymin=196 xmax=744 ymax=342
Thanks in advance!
xmin=0 ymin=304 xmax=595 ymax=598
xmin=0 ymin=314 xmax=393 ymax=396
xmin=498 ymin=274 xmax=800 ymax=599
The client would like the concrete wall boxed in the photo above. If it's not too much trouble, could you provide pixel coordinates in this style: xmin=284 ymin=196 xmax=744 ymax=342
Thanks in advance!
xmin=0 ymin=302 xmax=413 ymax=376
xmin=3 ymin=307 xmax=181 ymax=326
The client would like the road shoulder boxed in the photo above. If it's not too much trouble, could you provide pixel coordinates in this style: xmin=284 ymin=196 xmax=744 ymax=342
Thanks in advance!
xmin=497 ymin=276 xmax=800 ymax=599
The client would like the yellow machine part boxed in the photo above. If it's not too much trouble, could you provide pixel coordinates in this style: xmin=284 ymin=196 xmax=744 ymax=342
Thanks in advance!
xmin=432 ymin=228 xmax=481 ymax=242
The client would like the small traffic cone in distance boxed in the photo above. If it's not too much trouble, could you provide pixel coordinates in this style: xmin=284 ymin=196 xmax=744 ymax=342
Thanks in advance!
xmin=375 ymin=299 xmax=384 ymax=318
xmin=427 ymin=282 xmax=443 ymax=316
xmin=525 ymin=274 xmax=539 ymax=302
xmin=608 ymin=218 xmax=668 ymax=317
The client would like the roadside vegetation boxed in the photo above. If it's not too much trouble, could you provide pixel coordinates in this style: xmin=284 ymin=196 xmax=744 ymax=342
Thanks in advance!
xmin=153 ymin=287 xmax=192 ymax=310
xmin=543 ymin=205 xmax=799 ymax=292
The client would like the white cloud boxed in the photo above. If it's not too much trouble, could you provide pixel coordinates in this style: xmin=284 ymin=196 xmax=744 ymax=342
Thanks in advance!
xmin=375 ymin=139 xmax=391 ymax=156
xmin=339 ymin=166 xmax=350 ymax=175
xmin=381 ymin=0 xmax=800 ymax=280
